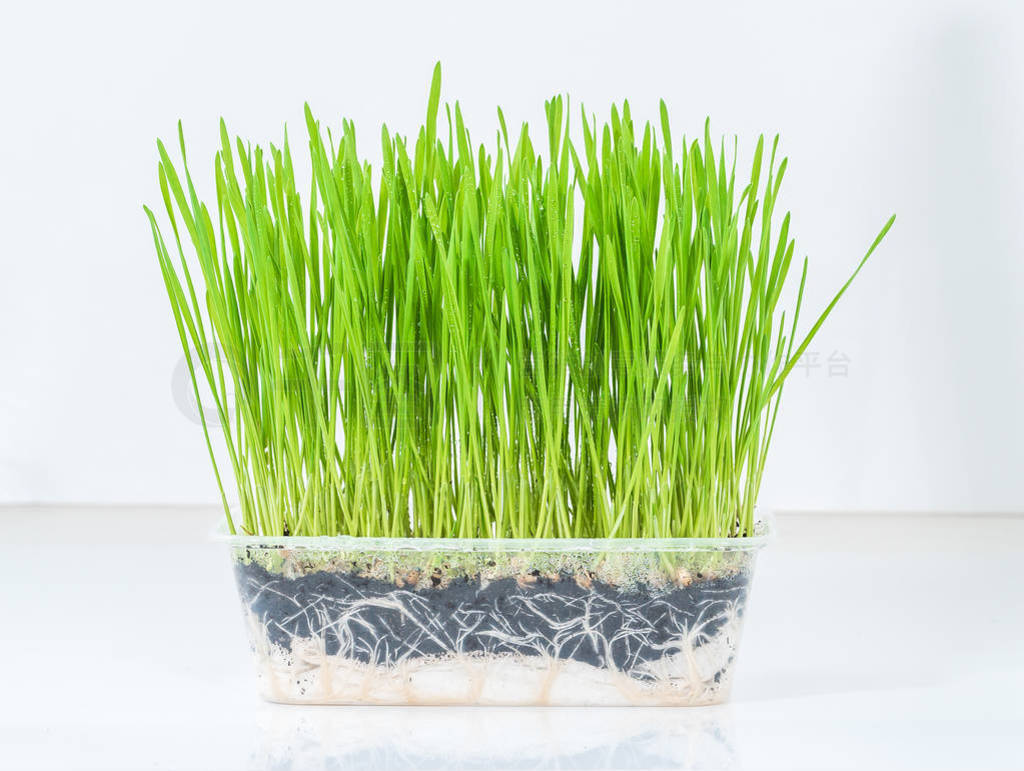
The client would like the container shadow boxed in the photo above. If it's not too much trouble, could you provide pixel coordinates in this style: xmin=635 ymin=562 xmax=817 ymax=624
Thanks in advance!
xmin=249 ymin=703 xmax=738 ymax=770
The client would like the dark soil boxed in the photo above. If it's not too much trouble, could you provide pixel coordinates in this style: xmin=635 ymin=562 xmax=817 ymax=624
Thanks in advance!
xmin=234 ymin=562 xmax=749 ymax=674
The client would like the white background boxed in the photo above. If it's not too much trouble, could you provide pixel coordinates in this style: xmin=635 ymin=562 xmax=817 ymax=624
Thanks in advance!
xmin=2 ymin=0 xmax=1022 ymax=512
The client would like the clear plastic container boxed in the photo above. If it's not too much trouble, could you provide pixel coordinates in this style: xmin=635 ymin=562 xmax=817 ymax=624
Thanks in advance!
xmin=219 ymin=521 xmax=770 ymax=706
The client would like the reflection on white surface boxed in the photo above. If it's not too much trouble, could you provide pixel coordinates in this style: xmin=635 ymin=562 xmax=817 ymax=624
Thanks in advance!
xmin=250 ymin=705 xmax=736 ymax=770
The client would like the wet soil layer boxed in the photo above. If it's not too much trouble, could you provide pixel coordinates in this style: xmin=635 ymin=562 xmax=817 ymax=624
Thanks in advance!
xmin=235 ymin=562 xmax=749 ymax=674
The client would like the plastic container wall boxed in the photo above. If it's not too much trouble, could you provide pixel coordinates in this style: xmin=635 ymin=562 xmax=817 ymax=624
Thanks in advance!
xmin=221 ymin=525 xmax=770 ymax=706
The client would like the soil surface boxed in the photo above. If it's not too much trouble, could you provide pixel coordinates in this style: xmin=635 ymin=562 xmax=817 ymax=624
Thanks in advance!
xmin=235 ymin=562 xmax=749 ymax=674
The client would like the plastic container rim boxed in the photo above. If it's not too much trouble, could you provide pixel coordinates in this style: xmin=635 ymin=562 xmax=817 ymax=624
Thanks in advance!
xmin=212 ymin=509 xmax=774 ymax=552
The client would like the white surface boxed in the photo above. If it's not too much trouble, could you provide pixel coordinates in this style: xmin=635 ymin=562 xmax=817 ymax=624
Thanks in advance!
xmin=0 ymin=507 xmax=1020 ymax=770
xmin=2 ymin=0 xmax=1024 ymax=511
